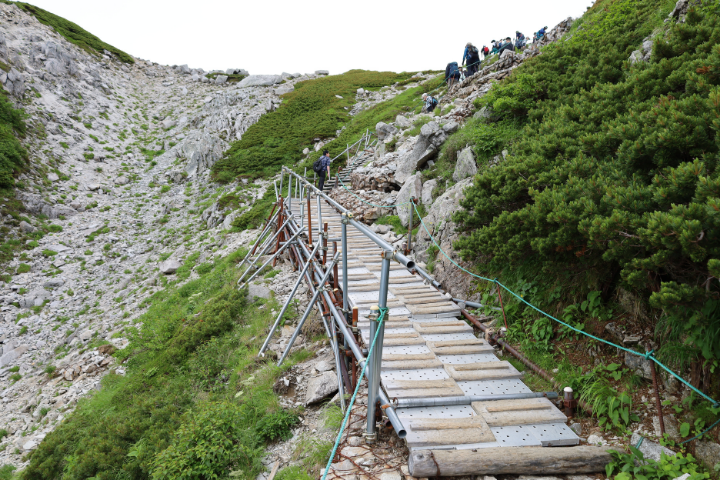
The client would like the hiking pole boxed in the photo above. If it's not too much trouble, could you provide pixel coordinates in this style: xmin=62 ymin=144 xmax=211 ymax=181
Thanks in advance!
xmin=236 ymin=214 xmax=294 ymax=285
xmin=240 ymin=224 xmax=304 ymax=288
xmin=259 ymin=241 xmax=322 ymax=356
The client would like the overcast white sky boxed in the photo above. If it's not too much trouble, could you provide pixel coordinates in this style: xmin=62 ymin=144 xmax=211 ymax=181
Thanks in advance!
xmin=29 ymin=0 xmax=590 ymax=74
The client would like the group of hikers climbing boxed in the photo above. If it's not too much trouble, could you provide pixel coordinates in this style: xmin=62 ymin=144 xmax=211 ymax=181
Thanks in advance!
xmin=312 ymin=24 xmax=551 ymax=188
xmin=442 ymin=26 xmax=548 ymax=90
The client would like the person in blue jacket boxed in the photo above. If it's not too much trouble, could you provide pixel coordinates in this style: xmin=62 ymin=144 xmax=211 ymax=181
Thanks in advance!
xmin=444 ymin=62 xmax=461 ymax=88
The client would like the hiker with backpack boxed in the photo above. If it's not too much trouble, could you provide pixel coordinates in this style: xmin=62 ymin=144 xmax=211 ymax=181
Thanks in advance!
xmin=489 ymin=40 xmax=500 ymax=56
xmin=482 ymin=45 xmax=489 ymax=59
xmin=444 ymin=61 xmax=461 ymax=88
xmin=515 ymin=31 xmax=526 ymax=49
xmin=462 ymin=42 xmax=481 ymax=76
xmin=313 ymin=149 xmax=331 ymax=191
xmin=498 ymin=37 xmax=514 ymax=56
xmin=535 ymin=26 xmax=547 ymax=42
xmin=422 ymin=93 xmax=439 ymax=113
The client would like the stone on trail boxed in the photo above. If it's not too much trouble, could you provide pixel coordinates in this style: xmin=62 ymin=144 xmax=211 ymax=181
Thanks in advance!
xmin=396 ymin=173 xmax=422 ymax=227
xmin=305 ymin=371 xmax=338 ymax=404
xmin=421 ymin=179 xmax=437 ymax=205
xmin=159 ymin=259 xmax=182 ymax=274
xmin=395 ymin=114 xmax=411 ymax=129
xmin=247 ymin=284 xmax=271 ymax=301
xmin=630 ymin=433 xmax=676 ymax=462
xmin=237 ymin=75 xmax=282 ymax=87
xmin=315 ymin=70 xmax=329 ymax=75
xmin=453 ymin=146 xmax=477 ymax=181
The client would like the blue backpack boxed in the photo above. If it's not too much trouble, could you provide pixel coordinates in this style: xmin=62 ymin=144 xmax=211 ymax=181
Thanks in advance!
xmin=447 ymin=62 xmax=459 ymax=78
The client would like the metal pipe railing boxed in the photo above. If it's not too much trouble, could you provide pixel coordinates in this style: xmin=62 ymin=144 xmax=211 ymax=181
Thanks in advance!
xmin=393 ymin=392 xmax=559 ymax=409
xmin=285 ymin=216 xmax=406 ymax=438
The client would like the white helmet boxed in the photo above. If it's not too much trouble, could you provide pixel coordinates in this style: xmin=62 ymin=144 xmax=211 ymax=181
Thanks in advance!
xmin=422 ymin=93 xmax=428 ymax=100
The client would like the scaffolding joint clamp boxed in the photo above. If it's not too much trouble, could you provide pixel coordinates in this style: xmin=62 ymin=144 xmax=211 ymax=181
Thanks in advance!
xmin=381 ymin=250 xmax=393 ymax=260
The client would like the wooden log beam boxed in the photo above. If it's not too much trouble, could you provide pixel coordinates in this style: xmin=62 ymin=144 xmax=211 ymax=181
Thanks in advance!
xmin=409 ymin=446 xmax=614 ymax=477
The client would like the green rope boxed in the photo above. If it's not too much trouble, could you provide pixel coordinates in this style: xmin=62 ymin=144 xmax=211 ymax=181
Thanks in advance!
xmin=321 ymin=307 xmax=388 ymax=480
xmin=411 ymin=203 xmax=720 ymax=413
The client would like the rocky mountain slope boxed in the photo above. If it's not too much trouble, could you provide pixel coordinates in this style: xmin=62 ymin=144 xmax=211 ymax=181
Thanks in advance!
xmin=0 ymin=1 xmax=342 ymax=468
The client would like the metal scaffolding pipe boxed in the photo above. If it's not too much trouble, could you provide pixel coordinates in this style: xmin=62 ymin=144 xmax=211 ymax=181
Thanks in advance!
xmin=258 ymin=241 xmax=322 ymax=356
xmin=286 ymin=214 xmax=407 ymax=438
xmin=239 ymin=222 xmax=302 ymax=287
xmin=236 ymin=214 xmax=294 ymax=285
xmin=235 ymin=208 xmax=280 ymax=274
xmin=277 ymin=252 xmax=340 ymax=365
xmin=394 ymin=392 xmax=559 ymax=409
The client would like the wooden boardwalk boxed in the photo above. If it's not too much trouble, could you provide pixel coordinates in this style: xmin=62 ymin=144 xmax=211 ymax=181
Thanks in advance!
xmin=290 ymin=200 xmax=580 ymax=455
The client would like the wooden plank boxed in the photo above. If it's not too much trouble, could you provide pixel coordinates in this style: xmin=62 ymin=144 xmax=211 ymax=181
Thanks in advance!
xmin=382 ymin=359 xmax=443 ymax=370
xmin=427 ymin=339 xmax=484 ymax=347
xmin=406 ymin=426 xmax=495 ymax=448
xmin=389 ymin=277 xmax=425 ymax=284
xmin=384 ymin=332 xmax=419 ymax=339
xmin=382 ymin=352 xmax=436 ymax=361
xmin=385 ymin=378 xmax=456 ymax=390
xmin=382 ymin=337 xmax=426 ymax=346
xmin=398 ymin=294 xmax=448 ymax=302
xmin=451 ymin=361 xmax=514 ymax=371
xmin=471 ymin=398 xmax=567 ymax=426
xmin=409 ymin=446 xmax=614 ymax=477
xmin=384 ymin=387 xmax=463 ymax=398
xmin=348 ymin=284 xmax=381 ymax=292
xmin=410 ymin=415 xmax=489 ymax=431
xmin=414 ymin=321 xmax=468 ymax=328
xmin=444 ymin=363 xmax=523 ymax=381
xmin=414 ymin=326 xmax=473 ymax=335
xmin=391 ymin=285 xmax=439 ymax=292
xmin=429 ymin=345 xmax=494 ymax=355
xmin=407 ymin=304 xmax=462 ymax=314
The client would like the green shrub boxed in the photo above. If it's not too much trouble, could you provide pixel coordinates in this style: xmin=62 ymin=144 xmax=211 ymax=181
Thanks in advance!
xmin=0 ymin=465 xmax=16 ymax=480
xmin=276 ymin=466 xmax=313 ymax=480
xmin=194 ymin=262 xmax=213 ymax=275
xmin=0 ymin=94 xmax=28 ymax=188
xmin=16 ymin=263 xmax=30 ymax=273
xmin=453 ymin=0 xmax=720 ymax=362
xmin=254 ymin=409 xmax=298 ymax=443
xmin=150 ymin=401 xmax=264 ymax=480
xmin=160 ymin=185 xmax=171 ymax=194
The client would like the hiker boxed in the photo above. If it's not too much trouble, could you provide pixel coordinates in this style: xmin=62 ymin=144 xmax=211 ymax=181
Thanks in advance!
xmin=462 ymin=42 xmax=481 ymax=76
xmin=498 ymin=37 xmax=514 ymax=56
xmin=482 ymin=45 xmax=489 ymax=58
xmin=515 ymin=31 xmax=526 ymax=49
xmin=314 ymin=149 xmax=331 ymax=190
xmin=445 ymin=61 xmax=461 ymax=88
xmin=535 ymin=26 xmax=547 ymax=42
xmin=489 ymin=40 xmax=500 ymax=55
xmin=422 ymin=93 xmax=439 ymax=113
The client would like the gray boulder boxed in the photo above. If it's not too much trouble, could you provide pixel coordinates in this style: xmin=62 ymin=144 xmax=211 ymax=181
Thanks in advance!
xmin=237 ymin=75 xmax=282 ymax=87
xmin=47 ymin=172 xmax=59 ymax=182
xmin=305 ymin=371 xmax=338 ymax=404
xmin=625 ymin=351 xmax=653 ymax=380
xmin=375 ymin=122 xmax=398 ymax=142
xmin=275 ymin=84 xmax=294 ymax=95
xmin=395 ymin=115 xmax=412 ymax=129
xmin=453 ymin=146 xmax=477 ymax=181
xmin=160 ymin=259 xmax=182 ymax=274
xmin=162 ymin=119 xmax=176 ymax=129
xmin=696 ymin=440 xmax=720 ymax=470
xmin=178 ymin=64 xmax=191 ymax=74
xmin=0 ymin=345 xmax=28 ymax=367
xmin=315 ymin=70 xmax=330 ymax=75
xmin=395 ymin=121 xmax=446 ymax=184
xmin=247 ymin=284 xmax=271 ymax=301
xmin=630 ymin=433 xmax=676 ymax=462
xmin=421 ymin=179 xmax=437 ymax=205
xmin=396 ymin=174 xmax=422 ymax=227
xmin=474 ymin=106 xmax=495 ymax=121
xmin=215 ymin=75 xmax=228 ymax=85
xmin=443 ymin=121 xmax=459 ymax=134
xmin=19 ymin=220 xmax=35 ymax=233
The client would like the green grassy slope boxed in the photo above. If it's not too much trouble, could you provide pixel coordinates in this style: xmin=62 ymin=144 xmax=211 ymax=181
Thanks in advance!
xmin=446 ymin=0 xmax=720 ymax=398
xmin=211 ymin=70 xmax=415 ymax=181
xmin=4 ymin=1 xmax=134 ymax=63
xmin=20 ymin=251 xmax=310 ymax=479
